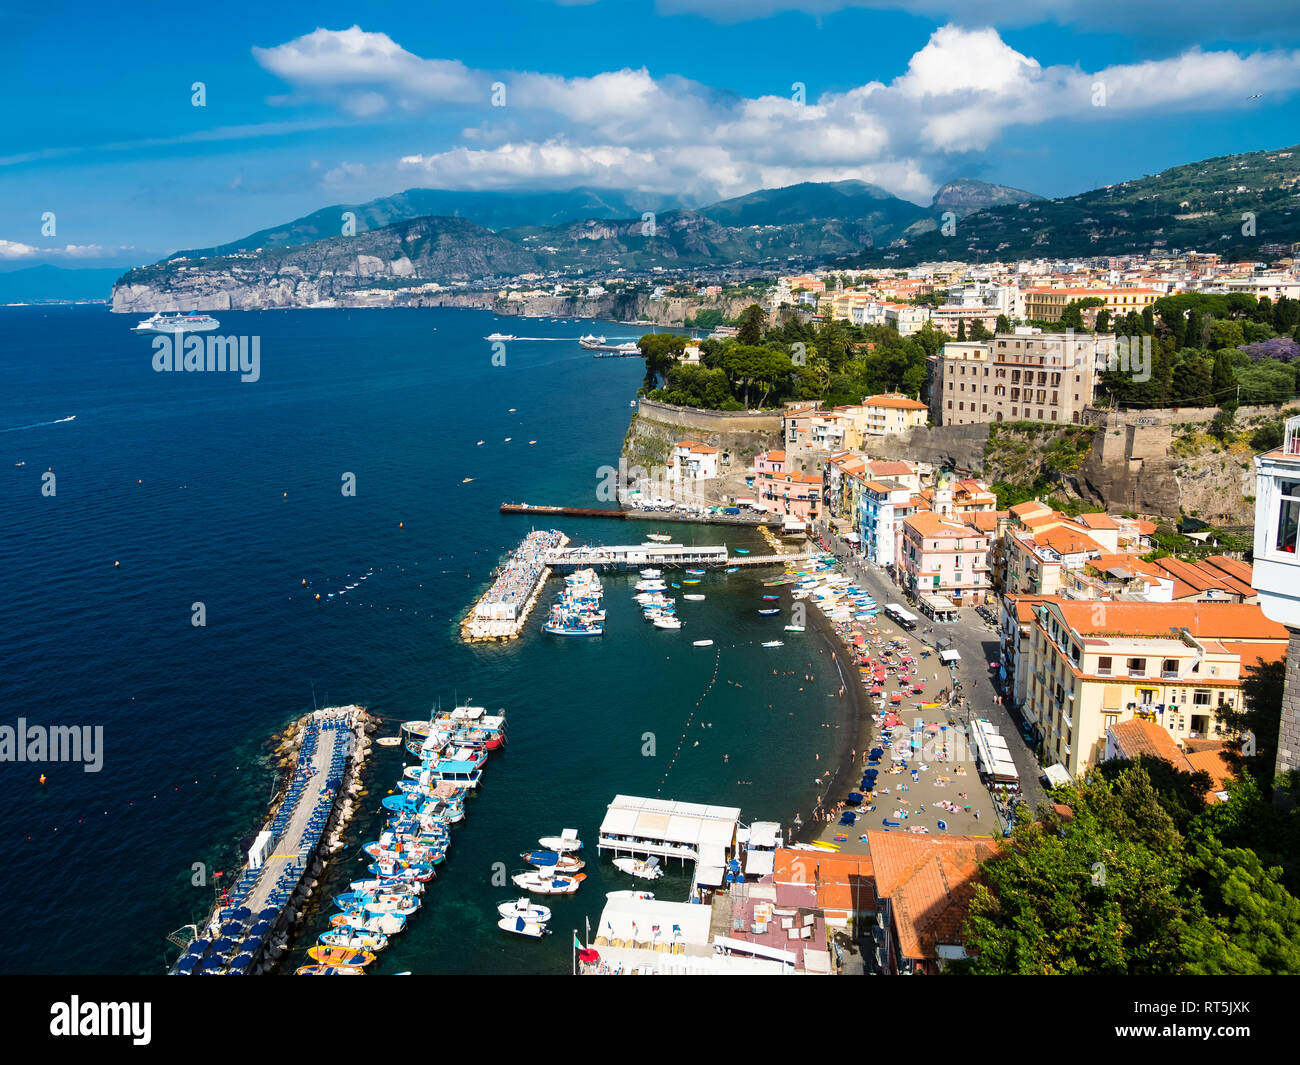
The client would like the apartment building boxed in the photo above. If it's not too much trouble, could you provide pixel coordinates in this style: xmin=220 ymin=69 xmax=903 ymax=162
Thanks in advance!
xmin=930 ymin=330 xmax=1116 ymax=427
xmin=1020 ymin=287 xmax=1162 ymax=322
xmin=1022 ymin=600 xmax=1288 ymax=778
xmin=668 ymin=440 xmax=720 ymax=481
xmin=855 ymin=394 xmax=929 ymax=436
xmin=858 ymin=479 xmax=917 ymax=569
xmin=899 ymin=511 xmax=993 ymax=605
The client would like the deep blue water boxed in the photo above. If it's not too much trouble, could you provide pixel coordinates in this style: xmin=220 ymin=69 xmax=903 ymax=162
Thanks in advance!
xmin=0 ymin=306 xmax=848 ymax=974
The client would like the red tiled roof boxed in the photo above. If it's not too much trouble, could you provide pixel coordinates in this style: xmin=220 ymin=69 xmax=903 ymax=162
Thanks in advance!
xmin=866 ymin=832 xmax=999 ymax=961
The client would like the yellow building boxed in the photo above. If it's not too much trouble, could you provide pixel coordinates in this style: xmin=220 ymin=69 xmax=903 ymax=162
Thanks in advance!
xmin=1021 ymin=287 xmax=1162 ymax=322
xmin=1023 ymin=600 xmax=1287 ymax=778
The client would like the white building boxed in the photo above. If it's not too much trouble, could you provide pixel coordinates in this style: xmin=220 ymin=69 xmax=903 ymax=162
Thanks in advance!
xmin=669 ymin=440 xmax=720 ymax=482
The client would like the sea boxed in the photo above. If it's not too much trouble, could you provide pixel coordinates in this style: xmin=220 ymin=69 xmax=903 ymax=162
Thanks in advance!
xmin=0 ymin=305 xmax=851 ymax=975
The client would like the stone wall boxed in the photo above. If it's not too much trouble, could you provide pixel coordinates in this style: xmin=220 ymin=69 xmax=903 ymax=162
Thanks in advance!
xmin=633 ymin=398 xmax=784 ymax=434
xmin=855 ymin=423 xmax=992 ymax=474
xmin=1082 ymin=403 xmax=1291 ymax=429
xmin=1279 ymin=627 xmax=1300 ymax=799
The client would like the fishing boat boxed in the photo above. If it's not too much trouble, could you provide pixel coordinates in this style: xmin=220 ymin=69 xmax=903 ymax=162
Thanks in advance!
xmin=348 ymin=879 xmax=422 ymax=897
xmin=334 ymin=891 xmax=421 ymax=916
xmin=734 ymin=548 xmax=750 ymax=555
xmin=538 ymin=829 xmax=583 ymax=853
xmin=498 ymin=916 xmax=550 ymax=938
xmin=725 ymin=567 xmax=738 ymax=573
xmin=635 ymin=579 xmax=667 ymax=592
xmin=319 ymin=927 xmax=389 ymax=952
xmin=762 ymin=594 xmax=781 ymax=601
xmin=296 ymin=965 xmax=364 ymax=975
xmin=758 ymin=608 xmax=780 ymax=616
xmin=639 ymin=568 xmax=662 ymax=579
xmin=612 ymin=856 xmax=664 ymax=881
xmin=511 ymin=869 xmax=586 ymax=894
xmin=498 ymin=898 xmax=553 ymax=922
xmin=522 ymin=849 xmax=586 ymax=874
xmin=682 ymin=579 xmax=700 ymax=585
xmin=685 ymin=569 xmax=706 ymax=576
xmin=307 ymin=945 xmax=376 ymax=968
xmin=329 ymin=911 xmax=407 ymax=936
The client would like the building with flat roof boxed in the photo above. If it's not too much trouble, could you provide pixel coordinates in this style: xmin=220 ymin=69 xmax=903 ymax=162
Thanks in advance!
xmin=930 ymin=330 xmax=1116 ymax=427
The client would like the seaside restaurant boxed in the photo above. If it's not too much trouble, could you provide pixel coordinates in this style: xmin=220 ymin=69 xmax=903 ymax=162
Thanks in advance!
xmin=597 ymin=795 xmax=741 ymax=872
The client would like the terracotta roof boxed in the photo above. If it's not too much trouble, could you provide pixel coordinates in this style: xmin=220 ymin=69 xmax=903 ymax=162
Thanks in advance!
xmin=765 ymin=449 xmax=786 ymax=462
xmin=862 ymin=393 xmax=927 ymax=411
xmin=1037 ymin=527 xmax=1103 ymax=556
xmin=1077 ymin=513 xmax=1118 ymax=530
xmin=969 ymin=511 xmax=999 ymax=532
xmin=1184 ymin=746 xmax=1236 ymax=798
xmin=904 ymin=512 xmax=984 ymax=538
xmin=1135 ymin=520 xmax=1158 ymax=535
xmin=1086 ymin=553 xmax=1164 ymax=579
xmin=867 ymin=460 xmax=914 ymax=477
xmin=866 ymin=832 xmax=999 ymax=961
xmin=688 ymin=443 xmax=719 ymax=454
xmin=1203 ymin=555 xmax=1253 ymax=585
xmin=1051 ymin=601 xmax=1287 ymax=641
xmin=1109 ymin=718 xmax=1181 ymax=761
xmin=1009 ymin=500 xmax=1051 ymax=518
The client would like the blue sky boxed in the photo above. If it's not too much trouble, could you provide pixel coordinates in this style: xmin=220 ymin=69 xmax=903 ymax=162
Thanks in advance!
xmin=3 ymin=0 xmax=1300 ymax=268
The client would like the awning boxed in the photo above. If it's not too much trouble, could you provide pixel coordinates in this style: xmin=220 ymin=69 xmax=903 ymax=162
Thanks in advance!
xmin=939 ymin=650 xmax=961 ymax=664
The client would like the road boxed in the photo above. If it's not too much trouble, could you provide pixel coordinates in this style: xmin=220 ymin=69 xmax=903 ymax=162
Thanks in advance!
xmin=814 ymin=524 xmax=1048 ymax=822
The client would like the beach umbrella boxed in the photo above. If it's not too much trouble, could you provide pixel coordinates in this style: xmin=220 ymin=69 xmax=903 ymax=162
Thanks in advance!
xmin=174 ymin=955 xmax=200 ymax=974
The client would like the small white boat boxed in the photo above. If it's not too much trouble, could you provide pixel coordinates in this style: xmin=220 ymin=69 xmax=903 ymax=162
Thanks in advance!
xmin=762 ymin=640 xmax=784 ymax=648
xmin=605 ymin=890 xmax=655 ymax=900
xmin=683 ymin=594 xmax=705 ymax=601
xmin=498 ymin=898 xmax=553 ymax=923
xmin=512 ymin=870 xmax=585 ymax=894
xmin=498 ymin=916 xmax=549 ymax=938
xmin=646 ymin=533 xmax=672 ymax=543
xmin=639 ymin=568 xmax=662 ymax=579
xmin=652 ymin=616 xmax=683 ymax=630
xmin=538 ymin=829 xmax=583 ymax=853
xmin=613 ymin=856 xmax=664 ymax=881
xmin=693 ymin=640 xmax=714 ymax=647
xmin=485 ymin=333 xmax=515 ymax=341
xmin=785 ymin=625 xmax=806 ymax=632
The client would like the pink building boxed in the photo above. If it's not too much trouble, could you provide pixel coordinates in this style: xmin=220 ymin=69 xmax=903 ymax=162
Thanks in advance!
xmin=757 ymin=467 xmax=823 ymax=523
xmin=754 ymin=449 xmax=786 ymax=477
xmin=899 ymin=511 xmax=992 ymax=606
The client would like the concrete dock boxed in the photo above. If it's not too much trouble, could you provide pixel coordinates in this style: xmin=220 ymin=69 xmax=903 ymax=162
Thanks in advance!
xmin=461 ymin=529 xmax=568 ymax=643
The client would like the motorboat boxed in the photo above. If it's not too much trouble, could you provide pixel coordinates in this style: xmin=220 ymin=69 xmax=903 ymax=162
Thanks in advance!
xmin=512 ymin=869 xmax=586 ymax=894
xmin=605 ymin=890 xmax=655 ymax=900
xmin=758 ymin=608 xmax=780 ymax=616
xmin=785 ymin=625 xmax=806 ymax=632
xmin=307 ymin=945 xmax=375 ymax=968
xmin=645 ymin=533 xmax=672 ymax=543
xmin=498 ymin=898 xmax=553 ymax=923
xmin=485 ymin=332 xmax=515 ymax=341
xmin=522 ymin=849 xmax=586 ymax=874
xmin=652 ymin=615 xmax=683 ymax=629
xmin=639 ymin=568 xmax=662 ymax=579
xmin=683 ymin=594 xmax=705 ymax=601
xmin=762 ymin=641 xmax=784 ymax=648
xmin=693 ymin=640 xmax=714 ymax=647
xmin=499 ymin=916 xmax=549 ymax=938
xmin=538 ymin=829 xmax=583 ymax=853
xmin=612 ymin=856 xmax=664 ymax=881
xmin=296 ymin=965 xmax=364 ymax=975
xmin=319 ymin=927 xmax=389 ymax=952
xmin=635 ymin=579 xmax=667 ymax=592
xmin=329 ymin=911 xmax=407 ymax=936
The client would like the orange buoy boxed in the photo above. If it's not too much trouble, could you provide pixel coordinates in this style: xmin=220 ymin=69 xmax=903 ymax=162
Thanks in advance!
xmin=39 ymin=774 xmax=46 ymax=785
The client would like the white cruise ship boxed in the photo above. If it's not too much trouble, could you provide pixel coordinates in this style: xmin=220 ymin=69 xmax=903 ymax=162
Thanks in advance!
xmin=132 ymin=311 xmax=220 ymax=334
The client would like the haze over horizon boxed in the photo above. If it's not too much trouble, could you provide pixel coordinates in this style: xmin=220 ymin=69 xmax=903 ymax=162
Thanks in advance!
xmin=5 ymin=1 xmax=1300 ymax=270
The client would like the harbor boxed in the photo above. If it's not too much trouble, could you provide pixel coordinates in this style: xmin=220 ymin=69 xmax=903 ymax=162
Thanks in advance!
xmin=168 ymin=706 xmax=371 ymax=975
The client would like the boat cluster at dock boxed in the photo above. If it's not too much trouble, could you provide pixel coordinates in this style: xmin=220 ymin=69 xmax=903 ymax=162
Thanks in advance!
xmin=296 ymin=704 xmax=507 ymax=974
xmin=542 ymin=567 xmax=605 ymax=635
xmin=634 ymin=568 xmax=684 ymax=630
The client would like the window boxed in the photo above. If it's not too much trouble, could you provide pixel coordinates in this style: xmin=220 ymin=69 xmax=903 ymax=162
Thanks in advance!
xmin=1097 ymin=655 xmax=1112 ymax=676
xmin=1275 ymin=479 xmax=1300 ymax=553
xmin=1193 ymin=689 xmax=1212 ymax=706
xmin=1127 ymin=657 xmax=1146 ymax=677
xmin=1161 ymin=659 xmax=1178 ymax=678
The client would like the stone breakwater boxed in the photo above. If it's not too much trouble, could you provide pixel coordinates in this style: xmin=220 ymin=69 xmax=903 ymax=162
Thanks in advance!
xmin=460 ymin=529 xmax=568 ymax=643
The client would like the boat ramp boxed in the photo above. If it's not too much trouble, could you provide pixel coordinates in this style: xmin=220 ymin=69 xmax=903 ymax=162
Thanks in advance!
xmin=168 ymin=705 xmax=372 ymax=975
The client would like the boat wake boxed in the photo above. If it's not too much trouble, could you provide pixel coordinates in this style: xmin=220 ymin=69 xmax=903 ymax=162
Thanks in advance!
xmin=0 ymin=414 xmax=76 ymax=433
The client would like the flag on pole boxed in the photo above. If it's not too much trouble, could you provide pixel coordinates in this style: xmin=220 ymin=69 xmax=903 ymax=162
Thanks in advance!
xmin=573 ymin=932 xmax=582 ymax=950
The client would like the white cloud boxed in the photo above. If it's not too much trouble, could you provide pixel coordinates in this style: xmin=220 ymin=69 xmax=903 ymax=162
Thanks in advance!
xmin=258 ymin=24 xmax=1300 ymax=202
xmin=0 ymin=241 xmax=109 ymax=260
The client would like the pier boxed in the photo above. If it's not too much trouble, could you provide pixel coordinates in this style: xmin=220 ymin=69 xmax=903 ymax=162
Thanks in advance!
xmin=543 ymin=543 xmax=729 ymax=571
xmin=461 ymin=529 xmax=568 ymax=642
xmin=168 ymin=705 xmax=371 ymax=975
xmin=500 ymin=502 xmax=764 ymax=527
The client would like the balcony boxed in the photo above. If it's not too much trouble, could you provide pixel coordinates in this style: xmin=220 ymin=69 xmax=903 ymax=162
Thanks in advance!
xmin=1161 ymin=670 xmax=1179 ymax=680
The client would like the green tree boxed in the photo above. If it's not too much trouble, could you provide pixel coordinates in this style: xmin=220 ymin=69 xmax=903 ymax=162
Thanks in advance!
xmin=956 ymin=318 xmax=966 ymax=341
xmin=736 ymin=304 xmax=767 ymax=345
xmin=995 ymin=313 xmax=1012 ymax=334
xmin=637 ymin=333 xmax=686 ymax=391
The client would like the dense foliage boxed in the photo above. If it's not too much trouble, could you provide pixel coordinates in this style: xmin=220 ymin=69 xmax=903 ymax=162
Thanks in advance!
xmin=639 ymin=304 xmax=933 ymax=409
